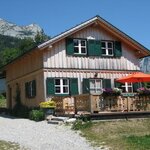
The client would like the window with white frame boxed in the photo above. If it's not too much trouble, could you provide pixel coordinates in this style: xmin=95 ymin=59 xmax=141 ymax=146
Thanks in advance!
xmin=55 ymin=79 xmax=69 ymax=94
xmin=73 ymin=39 xmax=87 ymax=54
xmin=90 ymin=79 xmax=102 ymax=94
xmin=101 ymin=41 xmax=114 ymax=56
xmin=121 ymin=82 xmax=133 ymax=93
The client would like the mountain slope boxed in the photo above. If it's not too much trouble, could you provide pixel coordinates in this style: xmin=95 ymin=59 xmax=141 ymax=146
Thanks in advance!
xmin=0 ymin=18 xmax=50 ymax=67
xmin=0 ymin=18 xmax=43 ymax=39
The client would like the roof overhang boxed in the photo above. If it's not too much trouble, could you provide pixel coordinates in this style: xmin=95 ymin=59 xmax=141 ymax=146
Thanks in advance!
xmin=1 ymin=15 xmax=149 ymax=71
xmin=38 ymin=15 xmax=150 ymax=56
xmin=38 ymin=17 xmax=97 ymax=48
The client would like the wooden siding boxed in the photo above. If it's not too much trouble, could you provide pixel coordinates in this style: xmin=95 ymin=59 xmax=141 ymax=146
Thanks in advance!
xmin=6 ymin=50 xmax=43 ymax=82
xmin=43 ymin=26 xmax=140 ymax=71
xmin=7 ymin=71 xmax=45 ymax=108
xmin=44 ymin=69 xmax=132 ymax=96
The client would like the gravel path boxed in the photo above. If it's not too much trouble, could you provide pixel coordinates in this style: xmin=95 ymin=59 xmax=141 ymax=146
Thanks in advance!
xmin=0 ymin=115 xmax=101 ymax=150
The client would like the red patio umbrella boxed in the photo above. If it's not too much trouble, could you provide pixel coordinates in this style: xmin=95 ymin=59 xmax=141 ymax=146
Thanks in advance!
xmin=116 ymin=72 xmax=150 ymax=83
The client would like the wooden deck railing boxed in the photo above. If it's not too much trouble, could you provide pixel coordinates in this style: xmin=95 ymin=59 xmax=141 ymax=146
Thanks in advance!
xmin=99 ymin=95 xmax=150 ymax=112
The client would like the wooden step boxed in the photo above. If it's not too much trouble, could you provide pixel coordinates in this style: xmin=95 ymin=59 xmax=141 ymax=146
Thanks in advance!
xmin=47 ymin=120 xmax=64 ymax=125
xmin=51 ymin=116 xmax=69 ymax=122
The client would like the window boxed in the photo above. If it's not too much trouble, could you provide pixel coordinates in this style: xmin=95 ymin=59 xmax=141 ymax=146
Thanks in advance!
xmin=89 ymin=79 xmax=102 ymax=94
xmin=101 ymin=41 xmax=114 ymax=56
xmin=55 ymin=79 xmax=69 ymax=94
xmin=73 ymin=39 xmax=87 ymax=54
xmin=25 ymin=80 xmax=36 ymax=98
xmin=66 ymin=38 xmax=122 ymax=57
xmin=47 ymin=78 xmax=78 ymax=96
xmin=121 ymin=82 xmax=133 ymax=93
xmin=83 ymin=78 xmax=111 ymax=94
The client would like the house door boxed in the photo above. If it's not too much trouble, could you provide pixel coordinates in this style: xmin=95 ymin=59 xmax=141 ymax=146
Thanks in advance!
xmin=8 ymin=86 xmax=12 ymax=109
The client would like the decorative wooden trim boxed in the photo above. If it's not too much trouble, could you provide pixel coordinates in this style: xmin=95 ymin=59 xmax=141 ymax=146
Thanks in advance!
xmin=38 ymin=16 xmax=149 ymax=56
xmin=43 ymin=67 xmax=140 ymax=74
xmin=6 ymin=66 xmax=141 ymax=84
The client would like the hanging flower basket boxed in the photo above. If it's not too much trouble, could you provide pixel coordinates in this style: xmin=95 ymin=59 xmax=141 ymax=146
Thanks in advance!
xmin=102 ymin=88 xmax=122 ymax=97
xmin=137 ymin=87 xmax=150 ymax=96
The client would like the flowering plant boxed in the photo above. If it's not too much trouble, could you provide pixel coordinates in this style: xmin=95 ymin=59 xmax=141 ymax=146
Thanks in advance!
xmin=40 ymin=100 xmax=56 ymax=108
xmin=102 ymin=88 xmax=122 ymax=96
xmin=137 ymin=87 xmax=150 ymax=96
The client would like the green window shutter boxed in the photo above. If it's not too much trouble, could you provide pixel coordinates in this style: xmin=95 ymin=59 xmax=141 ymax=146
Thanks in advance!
xmin=114 ymin=41 xmax=122 ymax=57
xmin=66 ymin=38 xmax=74 ymax=55
xmin=141 ymin=82 xmax=145 ymax=87
xmin=46 ymin=78 xmax=55 ymax=95
xmin=70 ymin=78 xmax=78 ymax=95
xmin=114 ymin=80 xmax=122 ymax=88
xmin=32 ymin=80 xmax=36 ymax=97
xmin=88 ymin=40 xmax=101 ymax=56
xmin=141 ymin=82 xmax=150 ymax=88
xmin=25 ymin=82 xmax=28 ymax=98
xmin=82 ymin=79 xmax=90 ymax=94
xmin=133 ymin=83 xmax=140 ymax=92
xmin=146 ymin=82 xmax=150 ymax=88
xmin=103 ymin=79 xmax=111 ymax=88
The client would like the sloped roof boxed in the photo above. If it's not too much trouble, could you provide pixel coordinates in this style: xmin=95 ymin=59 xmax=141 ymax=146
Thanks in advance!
xmin=38 ymin=15 xmax=150 ymax=55
xmin=1 ymin=15 xmax=150 ymax=70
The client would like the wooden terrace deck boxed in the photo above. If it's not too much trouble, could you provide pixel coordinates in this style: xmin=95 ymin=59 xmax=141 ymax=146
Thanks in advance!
xmin=90 ymin=111 xmax=150 ymax=120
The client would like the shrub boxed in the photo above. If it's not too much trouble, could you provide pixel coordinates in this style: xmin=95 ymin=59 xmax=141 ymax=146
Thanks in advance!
xmin=12 ymin=104 xmax=30 ymax=118
xmin=0 ymin=94 xmax=6 ymax=107
xmin=0 ymin=94 xmax=5 ymax=100
xmin=29 ymin=109 xmax=45 ymax=121
xmin=72 ymin=120 xmax=92 ymax=130
xmin=11 ymin=86 xmax=30 ymax=118
xmin=79 ymin=114 xmax=91 ymax=122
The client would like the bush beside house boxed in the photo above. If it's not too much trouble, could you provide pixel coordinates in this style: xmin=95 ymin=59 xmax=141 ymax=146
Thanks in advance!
xmin=29 ymin=109 xmax=45 ymax=121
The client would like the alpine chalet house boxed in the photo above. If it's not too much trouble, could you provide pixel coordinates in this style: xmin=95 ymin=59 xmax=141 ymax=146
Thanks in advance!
xmin=2 ymin=16 xmax=150 ymax=114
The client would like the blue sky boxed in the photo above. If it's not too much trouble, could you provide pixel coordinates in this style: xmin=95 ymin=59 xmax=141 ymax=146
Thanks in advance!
xmin=0 ymin=0 xmax=150 ymax=49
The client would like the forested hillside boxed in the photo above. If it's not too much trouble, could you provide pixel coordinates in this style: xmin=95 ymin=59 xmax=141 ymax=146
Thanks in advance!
xmin=0 ymin=34 xmax=22 ymax=50
xmin=0 ymin=33 xmax=50 ymax=67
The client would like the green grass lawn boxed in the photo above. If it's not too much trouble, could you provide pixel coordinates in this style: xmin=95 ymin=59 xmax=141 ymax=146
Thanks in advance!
xmin=73 ymin=119 xmax=150 ymax=150
xmin=125 ymin=135 xmax=150 ymax=150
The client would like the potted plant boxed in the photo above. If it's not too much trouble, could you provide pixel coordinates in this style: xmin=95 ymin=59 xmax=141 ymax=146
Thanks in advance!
xmin=39 ymin=99 xmax=56 ymax=115
xmin=137 ymin=87 xmax=150 ymax=96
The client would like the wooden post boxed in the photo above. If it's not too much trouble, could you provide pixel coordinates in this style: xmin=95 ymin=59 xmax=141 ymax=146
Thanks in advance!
xmin=127 ymin=97 xmax=129 ymax=112
xmin=74 ymin=97 xmax=77 ymax=114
